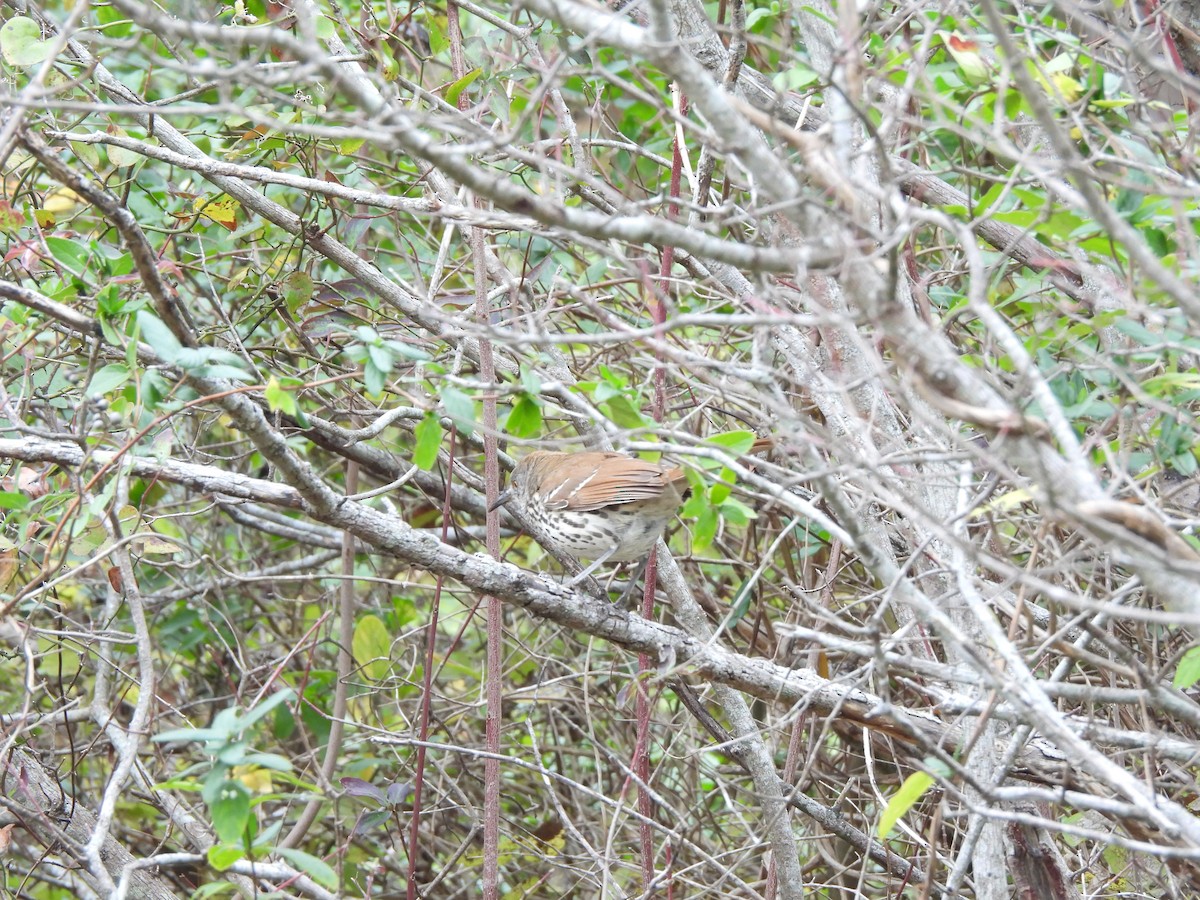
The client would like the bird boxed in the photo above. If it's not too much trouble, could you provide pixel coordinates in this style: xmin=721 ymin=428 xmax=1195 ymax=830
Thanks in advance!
xmin=489 ymin=450 xmax=690 ymax=588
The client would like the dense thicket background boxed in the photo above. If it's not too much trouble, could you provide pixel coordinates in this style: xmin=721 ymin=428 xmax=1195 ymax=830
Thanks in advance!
xmin=4 ymin=0 xmax=1200 ymax=897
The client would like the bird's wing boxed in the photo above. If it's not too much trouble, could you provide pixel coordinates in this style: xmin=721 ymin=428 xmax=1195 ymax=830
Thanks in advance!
xmin=563 ymin=456 xmax=682 ymax=511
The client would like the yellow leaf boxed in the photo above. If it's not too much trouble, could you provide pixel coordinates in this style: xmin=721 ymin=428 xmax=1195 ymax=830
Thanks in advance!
xmin=106 ymin=125 xmax=139 ymax=167
xmin=878 ymin=770 xmax=935 ymax=839
xmin=227 ymin=265 xmax=251 ymax=292
xmin=264 ymin=249 xmax=299 ymax=278
xmin=1048 ymin=72 xmax=1083 ymax=103
xmin=71 ymin=140 xmax=100 ymax=169
xmin=0 ymin=548 xmax=18 ymax=589
xmin=971 ymin=488 xmax=1033 ymax=516
xmin=937 ymin=30 xmax=991 ymax=85
xmin=1029 ymin=60 xmax=1083 ymax=105
xmin=233 ymin=765 xmax=274 ymax=794
xmin=116 ymin=504 xmax=142 ymax=532
xmin=43 ymin=186 xmax=83 ymax=213
xmin=347 ymin=695 xmax=372 ymax=722
xmin=352 ymin=614 xmax=393 ymax=681
xmin=140 ymin=535 xmax=184 ymax=555
xmin=193 ymin=194 xmax=240 ymax=230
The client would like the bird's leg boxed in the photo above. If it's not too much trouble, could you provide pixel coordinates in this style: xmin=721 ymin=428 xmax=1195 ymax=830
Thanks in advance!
xmin=616 ymin=555 xmax=652 ymax=604
xmin=565 ymin=545 xmax=618 ymax=587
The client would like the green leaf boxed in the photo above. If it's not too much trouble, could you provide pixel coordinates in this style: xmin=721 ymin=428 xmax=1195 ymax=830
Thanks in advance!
xmin=878 ymin=770 xmax=935 ymax=839
xmin=440 ymin=385 xmax=475 ymax=432
xmin=1 ymin=17 xmax=52 ymax=67
xmin=209 ymin=780 xmax=252 ymax=843
xmin=354 ymin=809 xmax=393 ymax=835
xmin=193 ymin=363 xmax=254 ymax=382
xmin=104 ymin=125 xmax=139 ymax=167
xmin=505 ymin=395 xmax=542 ymax=438
xmin=87 ymin=363 xmax=130 ymax=396
xmin=364 ymin=360 xmax=386 ymax=395
xmin=445 ymin=68 xmax=482 ymax=107
xmin=72 ymin=139 xmax=101 ymax=169
xmin=173 ymin=346 xmax=249 ymax=374
xmin=274 ymin=847 xmax=339 ymax=890
xmin=239 ymin=689 xmax=296 ymax=731
xmin=313 ymin=14 xmax=335 ymax=41
xmin=744 ymin=7 xmax=776 ymax=29
xmin=597 ymin=364 xmax=625 ymax=388
xmin=153 ymin=726 xmax=229 ymax=744
xmin=192 ymin=881 xmax=238 ymax=899
xmin=281 ymin=271 xmax=314 ymax=313
xmin=367 ymin=343 xmax=393 ymax=373
xmin=240 ymin=751 xmax=293 ymax=772
xmin=773 ymin=64 xmax=819 ymax=91
xmin=728 ymin=578 xmax=753 ymax=623
xmin=384 ymin=339 xmax=431 ymax=362
xmin=136 ymin=311 xmax=183 ymax=363
xmin=0 ymin=491 xmax=29 ymax=510
xmin=413 ymin=412 xmax=443 ymax=470
xmin=95 ymin=4 xmax=134 ymax=39
xmin=704 ymin=430 xmax=758 ymax=455
xmin=1142 ymin=373 xmax=1200 ymax=393
xmin=353 ymin=614 xmax=392 ymax=681
xmin=216 ymin=743 xmax=249 ymax=767
xmin=206 ymin=844 xmax=246 ymax=871
xmin=519 ymin=367 xmax=542 ymax=395
xmin=44 ymin=237 xmax=88 ymax=276
xmin=709 ymin=474 xmax=733 ymax=506
xmin=264 ymin=377 xmax=298 ymax=416
xmin=273 ymin=704 xmax=296 ymax=740
xmin=1173 ymin=646 xmax=1200 ymax=689
xmin=1102 ymin=842 xmax=1128 ymax=879
xmin=152 ymin=777 xmax=203 ymax=792
xmin=719 ymin=498 xmax=757 ymax=525
xmin=103 ymin=255 xmax=133 ymax=283
xmin=422 ymin=10 xmax=448 ymax=56
xmin=251 ymin=821 xmax=283 ymax=851
xmin=692 ymin=506 xmax=718 ymax=550
xmin=593 ymin=382 xmax=620 ymax=403
xmin=601 ymin=395 xmax=647 ymax=430
xmin=680 ymin=473 xmax=709 ymax=518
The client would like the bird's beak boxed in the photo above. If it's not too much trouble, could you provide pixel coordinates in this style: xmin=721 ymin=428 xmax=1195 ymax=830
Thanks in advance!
xmin=488 ymin=489 xmax=511 ymax=513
